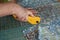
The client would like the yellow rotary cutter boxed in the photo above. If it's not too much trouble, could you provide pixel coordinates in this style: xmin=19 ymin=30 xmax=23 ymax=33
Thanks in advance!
xmin=27 ymin=16 xmax=41 ymax=24
xmin=13 ymin=15 xmax=41 ymax=25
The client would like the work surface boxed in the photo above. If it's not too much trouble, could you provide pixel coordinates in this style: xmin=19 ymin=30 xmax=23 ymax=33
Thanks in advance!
xmin=0 ymin=0 xmax=60 ymax=40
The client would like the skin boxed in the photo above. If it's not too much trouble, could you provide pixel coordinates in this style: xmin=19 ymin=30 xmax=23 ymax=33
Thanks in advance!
xmin=58 ymin=0 xmax=60 ymax=2
xmin=0 ymin=0 xmax=37 ymax=22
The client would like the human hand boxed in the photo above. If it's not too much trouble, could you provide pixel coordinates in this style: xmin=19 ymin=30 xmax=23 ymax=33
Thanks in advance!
xmin=12 ymin=4 xmax=37 ymax=22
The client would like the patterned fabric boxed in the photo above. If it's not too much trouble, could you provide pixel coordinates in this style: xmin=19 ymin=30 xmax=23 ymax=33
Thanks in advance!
xmin=0 ymin=0 xmax=60 ymax=40
xmin=16 ymin=0 xmax=60 ymax=40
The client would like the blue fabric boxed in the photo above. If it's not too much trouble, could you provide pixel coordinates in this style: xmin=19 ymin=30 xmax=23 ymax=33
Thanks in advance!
xmin=0 ymin=0 xmax=60 ymax=40
xmin=16 ymin=0 xmax=60 ymax=40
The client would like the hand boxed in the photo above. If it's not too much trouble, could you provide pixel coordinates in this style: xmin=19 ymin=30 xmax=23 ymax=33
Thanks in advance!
xmin=12 ymin=4 xmax=37 ymax=22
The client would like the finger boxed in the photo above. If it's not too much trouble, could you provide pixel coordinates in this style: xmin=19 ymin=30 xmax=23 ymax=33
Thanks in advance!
xmin=27 ymin=11 xmax=33 ymax=17
xmin=27 ymin=8 xmax=33 ymax=10
xmin=27 ymin=8 xmax=37 ymax=13
xmin=20 ymin=17 xmax=25 ymax=21
xmin=20 ymin=17 xmax=27 ymax=22
xmin=29 ymin=10 xmax=38 ymax=14
xmin=16 ymin=17 xmax=23 ymax=21
xmin=27 ymin=9 xmax=38 ymax=15
xmin=29 ymin=13 xmax=34 ymax=17
xmin=21 ymin=18 xmax=27 ymax=22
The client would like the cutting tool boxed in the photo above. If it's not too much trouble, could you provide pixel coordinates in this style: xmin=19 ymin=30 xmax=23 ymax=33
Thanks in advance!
xmin=13 ymin=14 xmax=41 ymax=40
xmin=13 ymin=14 xmax=41 ymax=25
xmin=13 ymin=13 xmax=41 ymax=40
xmin=12 ymin=4 xmax=52 ymax=40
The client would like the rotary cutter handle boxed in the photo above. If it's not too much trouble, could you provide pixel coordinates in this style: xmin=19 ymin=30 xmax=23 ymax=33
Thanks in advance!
xmin=13 ymin=15 xmax=41 ymax=25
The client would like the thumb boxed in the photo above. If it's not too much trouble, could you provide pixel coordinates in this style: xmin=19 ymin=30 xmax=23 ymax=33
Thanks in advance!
xmin=29 ymin=13 xmax=34 ymax=17
xmin=28 ymin=11 xmax=35 ymax=17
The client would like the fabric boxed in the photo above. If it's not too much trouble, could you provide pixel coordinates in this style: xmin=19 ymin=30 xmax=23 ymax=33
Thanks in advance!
xmin=0 ymin=0 xmax=60 ymax=40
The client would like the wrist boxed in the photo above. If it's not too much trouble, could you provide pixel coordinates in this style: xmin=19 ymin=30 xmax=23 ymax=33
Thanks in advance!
xmin=10 ymin=3 xmax=25 ymax=15
xmin=9 ymin=3 xmax=17 ymax=15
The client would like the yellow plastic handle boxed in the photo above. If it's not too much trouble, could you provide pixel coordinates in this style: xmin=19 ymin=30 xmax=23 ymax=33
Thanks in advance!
xmin=13 ymin=14 xmax=17 ymax=19
xmin=27 ymin=16 xmax=41 ymax=24
xmin=13 ymin=15 xmax=41 ymax=25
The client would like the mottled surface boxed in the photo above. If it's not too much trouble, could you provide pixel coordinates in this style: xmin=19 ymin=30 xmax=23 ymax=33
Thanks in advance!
xmin=0 ymin=0 xmax=60 ymax=40
xmin=38 ymin=3 xmax=60 ymax=40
